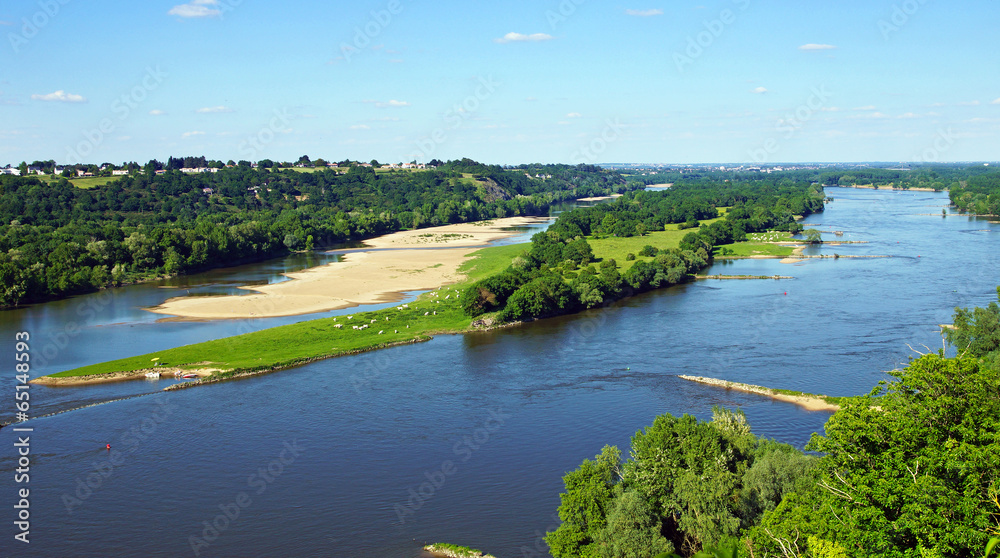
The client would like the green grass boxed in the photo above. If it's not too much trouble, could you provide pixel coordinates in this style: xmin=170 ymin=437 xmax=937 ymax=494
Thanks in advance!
xmin=716 ymin=231 xmax=797 ymax=258
xmin=48 ymin=244 xmax=526 ymax=380
xmin=716 ymin=243 xmax=795 ymax=258
xmin=588 ymin=217 xmax=725 ymax=271
xmin=37 ymin=174 xmax=121 ymax=189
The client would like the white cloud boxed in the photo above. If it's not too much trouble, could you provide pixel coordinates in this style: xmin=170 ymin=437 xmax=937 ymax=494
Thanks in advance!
xmin=196 ymin=105 xmax=234 ymax=113
xmin=494 ymin=32 xmax=554 ymax=44
xmin=958 ymin=100 xmax=981 ymax=106
xmin=350 ymin=124 xmax=371 ymax=130
xmin=0 ymin=20 xmax=12 ymax=26
xmin=566 ymin=112 xmax=582 ymax=118
xmin=751 ymin=87 xmax=768 ymax=94
xmin=182 ymin=131 xmax=206 ymax=138
xmin=798 ymin=43 xmax=837 ymax=51
xmin=852 ymin=105 xmax=877 ymax=111
xmin=991 ymin=98 xmax=1000 ymax=105
xmin=149 ymin=109 xmax=166 ymax=115
xmin=625 ymin=9 xmax=663 ymax=16
xmin=31 ymin=90 xmax=86 ymax=103
xmin=525 ymin=97 xmax=538 ymax=102
xmin=369 ymin=99 xmax=410 ymax=108
xmin=168 ymin=0 xmax=221 ymax=18
xmin=897 ymin=112 xmax=919 ymax=119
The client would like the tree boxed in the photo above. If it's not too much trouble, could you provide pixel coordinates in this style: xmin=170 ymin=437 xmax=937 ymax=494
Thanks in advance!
xmin=546 ymin=446 xmax=622 ymax=558
xmin=594 ymin=490 xmax=674 ymax=558
xmin=753 ymin=354 xmax=1000 ymax=557
xmin=945 ymin=287 xmax=1000 ymax=367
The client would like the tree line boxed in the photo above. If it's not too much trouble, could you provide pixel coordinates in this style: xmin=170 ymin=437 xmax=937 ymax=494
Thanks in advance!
xmin=545 ymin=291 xmax=1000 ymax=558
xmin=460 ymin=180 xmax=825 ymax=324
xmin=0 ymin=161 xmax=633 ymax=308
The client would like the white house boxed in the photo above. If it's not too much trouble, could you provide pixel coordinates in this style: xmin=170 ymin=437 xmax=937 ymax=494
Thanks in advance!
xmin=0 ymin=168 xmax=21 ymax=176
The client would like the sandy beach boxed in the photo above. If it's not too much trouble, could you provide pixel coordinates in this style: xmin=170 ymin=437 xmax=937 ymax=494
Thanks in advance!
xmin=146 ymin=217 xmax=552 ymax=320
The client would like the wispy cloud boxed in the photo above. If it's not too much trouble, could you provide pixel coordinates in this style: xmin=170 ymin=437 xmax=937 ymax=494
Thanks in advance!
xmin=852 ymin=105 xmax=877 ymax=111
xmin=798 ymin=43 xmax=837 ymax=51
xmin=958 ymin=100 xmax=981 ymax=106
xmin=31 ymin=90 xmax=86 ymax=103
xmin=149 ymin=109 xmax=166 ymax=115
xmin=494 ymin=32 xmax=553 ymax=44
xmin=751 ymin=87 xmax=768 ymax=94
xmin=182 ymin=131 xmax=206 ymax=138
xmin=168 ymin=0 xmax=221 ymax=18
xmin=350 ymin=124 xmax=371 ymax=130
xmin=896 ymin=112 xmax=919 ymax=119
xmin=0 ymin=20 xmax=12 ymax=26
xmin=566 ymin=112 xmax=582 ymax=118
xmin=625 ymin=9 xmax=663 ymax=16
xmin=196 ymin=105 xmax=234 ymax=113
xmin=992 ymin=98 xmax=1000 ymax=105
xmin=365 ymin=99 xmax=410 ymax=108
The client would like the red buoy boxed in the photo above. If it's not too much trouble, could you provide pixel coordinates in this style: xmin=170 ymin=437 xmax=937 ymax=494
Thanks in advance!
xmin=106 ymin=444 xmax=111 ymax=450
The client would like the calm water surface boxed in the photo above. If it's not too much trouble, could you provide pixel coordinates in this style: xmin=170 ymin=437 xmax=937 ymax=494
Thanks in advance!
xmin=2 ymin=188 xmax=999 ymax=557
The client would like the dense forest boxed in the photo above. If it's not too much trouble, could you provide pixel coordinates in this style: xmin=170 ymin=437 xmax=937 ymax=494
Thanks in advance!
xmin=544 ymin=291 xmax=1000 ymax=558
xmin=950 ymin=173 xmax=1000 ymax=215
xmin=0 ymin=160 xmax=637 ymax=308
xmin=460 ymin=180 xmax=825 ymax=323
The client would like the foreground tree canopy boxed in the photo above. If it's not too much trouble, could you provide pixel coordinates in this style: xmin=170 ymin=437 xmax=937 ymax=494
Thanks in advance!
xmin=548 ymin=294 xmax=1000 ymax=557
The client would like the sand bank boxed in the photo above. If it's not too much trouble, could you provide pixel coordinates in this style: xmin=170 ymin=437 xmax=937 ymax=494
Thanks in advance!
xmin=31 ymin=367 xmax=213 ymax=386
xmin=576 ymin=193 xmax=623 ymax=202
xmin=146 ymin=217 xmax=552 ymax=320
xmin=678 ymin=375 xmax=841 ymax=412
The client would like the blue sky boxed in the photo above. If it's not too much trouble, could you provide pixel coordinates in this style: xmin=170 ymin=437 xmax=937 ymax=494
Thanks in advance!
xmin=2 ymin=0 xmax=999 ymax=165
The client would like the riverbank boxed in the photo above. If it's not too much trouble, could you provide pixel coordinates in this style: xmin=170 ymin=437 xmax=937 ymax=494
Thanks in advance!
xmin=678 ymin=375 xmax=844 ymax=412
xmin=145 ymin=217 xmax=552 ymax=320
xmin=38 ymin=226 xmax=821 ymax=385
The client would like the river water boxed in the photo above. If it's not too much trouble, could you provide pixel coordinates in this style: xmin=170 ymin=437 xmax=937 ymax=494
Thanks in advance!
xmin=1 ymin=187 xmax=998 ymax=557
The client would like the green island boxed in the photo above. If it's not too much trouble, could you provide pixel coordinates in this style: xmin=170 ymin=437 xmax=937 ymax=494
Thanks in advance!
xmin=36 ymin=178 xmax=824 ymax=384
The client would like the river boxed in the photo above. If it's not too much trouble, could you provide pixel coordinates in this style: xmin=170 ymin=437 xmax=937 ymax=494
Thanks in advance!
xmin=1 ymin=187 xmax=998 ymax=557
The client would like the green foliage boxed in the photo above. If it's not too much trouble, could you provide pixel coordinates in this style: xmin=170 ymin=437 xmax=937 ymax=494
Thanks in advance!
xmin=594 ymin=490 xmax=674 ymax=558
xmin=549 ymin=409 xmax=814 ymax=558
xmin=945 ymin=287 xmax=1000 ymax=367
xmin=546 ymin=446 xmax=622 ymax=558
xmin=752 ymin=354 xmax=1000 ymax=557
xmin=0 ymin=162 xmax=630 ymax=308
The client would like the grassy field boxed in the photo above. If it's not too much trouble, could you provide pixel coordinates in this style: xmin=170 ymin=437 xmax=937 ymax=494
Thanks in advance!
xmin=47 ymin=243 xmax=519 ymax=380
xmin=588 ymin=217 xmax=724 ymax=271
xmin=37 ymin=174 xmax=122 ymax=189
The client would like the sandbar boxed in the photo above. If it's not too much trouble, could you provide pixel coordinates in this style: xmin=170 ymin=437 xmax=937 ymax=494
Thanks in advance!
xmin=145 ymin=217 xmax=552 ymax=320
